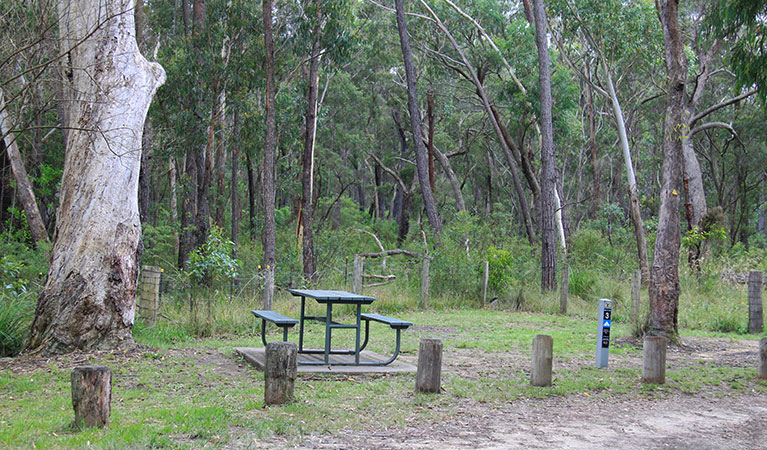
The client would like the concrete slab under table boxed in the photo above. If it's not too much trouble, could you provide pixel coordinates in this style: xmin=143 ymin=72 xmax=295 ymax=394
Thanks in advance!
xmin=235 ymin=347 xmax=417 ymax=374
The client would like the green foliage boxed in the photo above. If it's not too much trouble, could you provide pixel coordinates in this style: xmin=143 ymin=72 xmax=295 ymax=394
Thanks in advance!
xmin=486 ymin=246 xmax=515 ymax=292
xmin=186 ymin=226 xmax=240 ymax=284
xmin=0 ymin=293 xmax=33 ymax=356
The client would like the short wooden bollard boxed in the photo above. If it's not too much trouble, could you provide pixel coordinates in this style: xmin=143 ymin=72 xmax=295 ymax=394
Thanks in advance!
xmin=749 ymin=270 xmax=763 ymax=334
xmin=531 ymin=335 xmax=553 ymax=387
xmin=264 ymin=342 xmax=297 ymax=405
xmin=759 ymin=338 xmax=767 ymax=380
xmin=415 ymin=338 xmax=442 ymax=393
xmin=642 ymin=336 xmax=667 ymax=384
xmin=71 ymin=365 xmax=111 ymax=429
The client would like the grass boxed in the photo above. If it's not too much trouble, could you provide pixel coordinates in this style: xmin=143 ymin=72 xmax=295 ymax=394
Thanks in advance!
xmin=2 ymin=305 xmax=766 ymax=449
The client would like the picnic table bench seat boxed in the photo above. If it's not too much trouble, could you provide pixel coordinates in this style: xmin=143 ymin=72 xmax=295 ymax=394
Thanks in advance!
xmin=251 ymin=310 xmax=298 ymax=346
xmin=359 ymin=313 xmax=413 ymax=365
xmin=361 ymin=313 xmax=413 ymax=329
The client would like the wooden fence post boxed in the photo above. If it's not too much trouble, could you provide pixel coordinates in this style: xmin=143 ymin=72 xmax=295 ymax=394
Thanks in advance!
xmin=138 ymin=265 xmax=162 ymax=325
xmin=264 ymin=342 xmax=297 ymax=405
xmin=352 ymin=255 xmax=363 ymax=294
xmin=631 ymin=269 xmax=641 ymax=330
xmin=71 ymin=366 xmax=111 ymax=429
xmin=415 ymin=338 xmax=442 ymax=393
xmin=559 ymin=257 xmax=569 ymax=314
xmin=749 ymin=270 xmax=763 ymax=334
xmin=531 ymin=335 xmax=553 ymax=387
xmin=481 ymin=261 xmax=489 ymax=304
xmin=759 ymin=338 xmax=767 ymax=380
xmin=420 ymin=258 xmax=430 ymax=309
xmin=642 ymin=336 xmax=667 ymax=384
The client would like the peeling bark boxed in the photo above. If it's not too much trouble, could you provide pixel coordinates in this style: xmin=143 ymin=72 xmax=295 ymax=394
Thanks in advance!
xmin=27 ymin=0 xmax=165 ymax=354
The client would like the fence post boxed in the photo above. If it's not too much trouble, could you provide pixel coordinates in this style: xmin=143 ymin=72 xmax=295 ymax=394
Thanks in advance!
xmin=352 ymin=255 xmax=363 ymax=294
xmin=139 ymin=266 xmax=162 ymax=325
xmin=481 ymin=261 xmax=489 ymax=304
xmin=759 ymin=338 xmax=767 ymax=380
xmin=531 ymin=335 xmax=553 ymax=387
xmin=559 ymin=257 xmax=569 ymax=314
xmin=420 ymin=258 xmax=430 ymax=309
xmin=749 ymin=270 xmax=763 ymax=334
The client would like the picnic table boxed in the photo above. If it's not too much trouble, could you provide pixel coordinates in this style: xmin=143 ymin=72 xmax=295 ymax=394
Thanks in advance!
xmin=287 ymin=289 xmax=411 ymax=366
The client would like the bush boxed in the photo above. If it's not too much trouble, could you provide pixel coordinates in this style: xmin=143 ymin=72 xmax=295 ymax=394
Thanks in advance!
xmin=0 ymin=294 xmax=33 ymax=356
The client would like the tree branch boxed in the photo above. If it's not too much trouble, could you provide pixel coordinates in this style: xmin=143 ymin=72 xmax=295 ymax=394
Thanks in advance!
xmin=689 ymin=89 xmax=758 ymax=126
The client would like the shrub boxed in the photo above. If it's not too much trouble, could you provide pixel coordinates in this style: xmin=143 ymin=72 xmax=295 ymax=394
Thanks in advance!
xmin=0 ymin=294 xmax=33 ymax=356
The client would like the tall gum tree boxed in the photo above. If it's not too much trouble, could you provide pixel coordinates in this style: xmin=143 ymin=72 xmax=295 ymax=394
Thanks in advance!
xmin=26 ymin=0 xmax=165 ymax=354
xmin=649 ymin=0 xmax=686 ymax=340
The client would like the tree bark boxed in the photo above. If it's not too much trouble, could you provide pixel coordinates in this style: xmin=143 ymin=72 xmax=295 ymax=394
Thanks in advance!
xmin=27 ymin=0 xmax=165 ymax=354
xmin=394 ymin=0 xmax=442 ymax=235
xmin=231 ymin=109 xmax=240 ymax=260
xmin=0 ymin=89 xmax=49 ymax=245
xmin=649 ymin=0 xmax=685 ymax=340
xmin=533 ymin=0 xmax=557 ymax=291
xmin=262 ymin=0 xmax=277 ymax=309
xmin=585 ymin=65 xmax=600 ymax=218
xmin=300 ymin=34 xmax=321 ymax=284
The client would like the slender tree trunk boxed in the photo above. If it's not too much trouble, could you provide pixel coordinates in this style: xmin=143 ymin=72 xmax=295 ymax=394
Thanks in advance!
xmin=603 ymin=66 xmax=649 ymax=284
xmin=649 ymin=0 xmax=685 ymax=340
xmin=262 ymin=0 xmax=277 ymax=309
xmin=427 ymin=92 xmax=436 ymax=193
xmin=27 ymin=0 xmax=165 ymax=354
xmin=0 ymin=90 xmax=49 ymax=245
xmin=300 ymin=37 xmax=321 ymax=284
xmin=246 ymin=151 xmax=256 ymax=239
xmin=394 ymin=0 xmax=442 ymax=235
xmin=169 ymin=157 xmax=179 ymax=257
xmin=433 ymin=147 xmax=465 ymax=211
xmin=533 ymin=0 xmax=557 ymax=291
xmin=585 ymin=66 xmax=600 ymax=218
xmin=231 ymin=110 xmax=240 ymax=259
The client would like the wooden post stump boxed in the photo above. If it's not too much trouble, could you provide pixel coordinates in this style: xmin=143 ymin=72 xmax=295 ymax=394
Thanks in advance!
xmin=264 ymin=342 xmax=297 ymax=405
xmin=71 ymin=365 xmax=111 ymax=429
xmin=759 ymin=338 xmax=767 ymax=380
xmin=481 ymin=261 xmax=489 ymax=305
xmin=531 ymin=334 xmax=553 ymax=387
xmin=642 ymin=336 xmax=667 ymax=384
xmin=415 ymin=338 xmax=442 ymax=393
xmin=749 ymin=270 xmax=763 ymax=334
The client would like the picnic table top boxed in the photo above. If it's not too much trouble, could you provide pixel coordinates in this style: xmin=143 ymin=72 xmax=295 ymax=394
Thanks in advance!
xmin=288 ymin=289 xmax=376 ymax=304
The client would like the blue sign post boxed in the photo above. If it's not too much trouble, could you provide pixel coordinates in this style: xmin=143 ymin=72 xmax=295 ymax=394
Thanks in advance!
xmin=596 ymin=299 xmax=612 ymax=368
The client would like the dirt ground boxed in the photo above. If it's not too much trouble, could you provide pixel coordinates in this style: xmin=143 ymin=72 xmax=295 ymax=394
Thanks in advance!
xmin=285 ymin=336 xmax=767 ymax=450
xmin=3 ymin=336 xmax=766 ymax=449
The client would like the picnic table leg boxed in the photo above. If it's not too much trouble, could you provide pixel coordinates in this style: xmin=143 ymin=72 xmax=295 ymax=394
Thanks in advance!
xmin=324 ymin=303 xmax=332 ymax=364
xmin=260 ymin=318 xmax=268 ymax=347
xmin=355 ymin=304 xmax=362 ymax=364
xmin=298 ymin=297 xmax=306 ymax=352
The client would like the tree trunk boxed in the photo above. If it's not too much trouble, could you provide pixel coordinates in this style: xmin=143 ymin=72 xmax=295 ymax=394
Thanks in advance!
xmin=262 ymin=0 xmax=277 ymax=309
xmin=533 ymin=0 xmax=557 ymax=291
xmin=603 ymin=65 xmax=649 ymax=285
xmin=427 ymin=92 xmax=436 ymax=193
xmin=27 ymin=0 xmax=165 ymax=354
xmin=649 ymin=0 xmax=685 ymax=340
xmin=585 ymin=67 xmax=600 ymax=218
xmin=433 ymin=147 xmax=465 ymax=211
xmin=169 ymin=157 xmax=179 ymax=256
xmin=231 ymin=110 xmax=240 ymax=260
xmin=0 ymin=89 xmax=49 ymax=246
xmin=300 ymin=37 xmax=321 ymax=284
xmin=394 ymin=0 xmax=442 ymax=235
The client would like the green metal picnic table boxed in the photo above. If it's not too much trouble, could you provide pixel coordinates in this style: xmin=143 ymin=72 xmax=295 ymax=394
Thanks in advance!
xmin=288 ymin=289 xmax=376 ymax=365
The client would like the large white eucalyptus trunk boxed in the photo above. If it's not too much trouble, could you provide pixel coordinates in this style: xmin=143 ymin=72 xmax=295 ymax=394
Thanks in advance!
xmin=27 ymin=0 xmax=165 ymax=354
